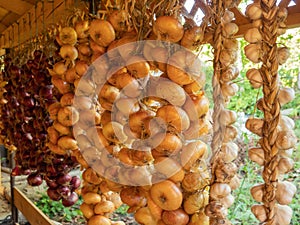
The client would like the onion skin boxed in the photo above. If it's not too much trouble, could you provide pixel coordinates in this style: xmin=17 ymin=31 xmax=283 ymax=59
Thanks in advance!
xmin=153 ymin=16 xmax=184 ymax=43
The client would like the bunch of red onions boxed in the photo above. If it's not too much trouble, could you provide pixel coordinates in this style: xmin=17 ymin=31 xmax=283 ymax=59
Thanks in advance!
xmin=1 ymin=50 xmax=80 ymax=206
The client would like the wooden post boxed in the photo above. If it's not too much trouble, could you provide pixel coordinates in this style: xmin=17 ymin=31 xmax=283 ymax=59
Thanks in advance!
xmin=13 ymin=187 xmax=54 ymax=225
xmin=0 ymin=150 xmax=2 ymax=195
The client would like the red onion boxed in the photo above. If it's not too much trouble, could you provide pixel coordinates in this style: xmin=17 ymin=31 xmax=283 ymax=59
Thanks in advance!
xmin=62 ymin=192 xmax=79 ymax=207
xmin=47 ymin=188 xmax=62 ymax=201
xmin=27 ymin=173 xmax=43 ymax=186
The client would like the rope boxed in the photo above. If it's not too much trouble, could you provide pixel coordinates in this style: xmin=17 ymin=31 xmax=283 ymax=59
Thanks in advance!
xmin=259 ymin=0 xmax=281 ymax=224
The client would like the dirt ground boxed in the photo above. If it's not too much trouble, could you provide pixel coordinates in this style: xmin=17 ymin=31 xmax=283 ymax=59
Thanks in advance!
xmin=0 ymin=169 xmax=55 ymax=225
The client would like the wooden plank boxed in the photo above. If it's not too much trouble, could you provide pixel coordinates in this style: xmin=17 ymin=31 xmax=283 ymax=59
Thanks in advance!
xmin=279 ymin=0 xmax=292 ymax=7
xmin=0 ymin=0 xmax=33 ymax=16
xmin=286 ymin=12 xmax=300 ymax=28
xmin=0 ymin=154 xmax=2 ymax=194
xmin=231 ymin=7 xmax=250 ymax=24
xmin=13 ymin=187 xmax=54 ymax=225
xmin=0 ymin=0 xmax=76 ymax=49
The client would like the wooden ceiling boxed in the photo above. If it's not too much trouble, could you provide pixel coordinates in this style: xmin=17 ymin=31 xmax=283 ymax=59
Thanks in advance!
xmin=0 ymin=0 xmax=36 ymax=34
xmin=0 ymin=0 xmax=299 ymax=50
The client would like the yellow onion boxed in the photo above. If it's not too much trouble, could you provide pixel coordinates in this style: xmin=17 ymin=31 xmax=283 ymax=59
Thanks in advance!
xmin=88 ymin=215 xmax=111 ymax=225
xmin=75 ymin=60 xmax=89 ymax=77
xmin=276 ymin=181 xmax=297 ymax=205
xmin=153 ymin=16 xmax=184 ymax=43
xmin=99 ymin=83 xmax=120 ymax=103
xmin=156 ymin=105 xmax=190 ymax=132
xmin=151 ymin=132 xmax=182 ymax=155
xmin=82 ymin=192 xmax=102 ymax=205
xmin=75 ymin=20 xmax=89 ymax=39
xmin=154 ymin=157 xmax=184 ymax=183
xmin=59 ymin=27 xmax=77 ymax=46
xmin=89 ymin=19 xmax=115 ymax=47
xmin=108 ymin=10 xmax=129 ymax=32
xmin=180 ymin=26 xmax=204 ymax=50
xmin=134 ymin=207 xmax=157 ymax=225
xmin=94 ymin=200 xmax=115 ymax=214
xmin=245 ymin=3 xmax=262 ymax=20
xmin=183 ymin=95 xmax=210 ymax=121
xmin=167 ymin=50 xmax=202 ymax=85
xmin=182 ymin=170 xmax=210 ymax=192
xmin=80 ymin=203 xmax=94 ymax=219
xmin=183 ymin=190 xmax=209 ymax=214
xmin=181 ymin=140 xmax=207 ymax=170
xmin=102 ymin=121 xmax=127 ymax=143
xmin=60 ymin=45 xmax=78 ymax=61
xmin=244 ymin=43 xmax=261 ymax=63
xmin=155 ymin=80 xmax=186 ymax=106
xmin=57 ymin=136 xmax=77 ymax=151
xmin=115 ymin=97 xmax=140 ymax=115
xmin=244 ymin=27 xmax=262 ymax=43
xmin=53 ymin=61 xmax=68 ymax=76
xmin=74 ymin=78 xmax=95 ymax=96
xmin=188 ymin=211 xmax=209 ymax=225
xmin=78 ymin=43 xmax=92 ymax=58
xmin=246 ymin=68 xmax=262 ymax=88
xmin=126 ymin=56 xmax=150 ymax=78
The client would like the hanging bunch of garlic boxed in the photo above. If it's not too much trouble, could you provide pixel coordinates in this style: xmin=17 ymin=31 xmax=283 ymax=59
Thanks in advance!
xmin=204 ymin=2 xmax=241 ymax=224
xmin=244 ymin=2 xmax=297 ymax=225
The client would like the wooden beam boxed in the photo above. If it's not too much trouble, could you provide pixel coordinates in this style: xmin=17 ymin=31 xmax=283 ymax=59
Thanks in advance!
xmin=0 ymin=0 xmax=77 ymax=49
xmin=286 ymin=12 xmax=300 ymax=28
xmin=0 ymin=0 xmax=33 ymax=16
xmin=13 ymin=187 xmax=54 ymax=225
xmin=231 ymin=7 xmax=250 ymax=25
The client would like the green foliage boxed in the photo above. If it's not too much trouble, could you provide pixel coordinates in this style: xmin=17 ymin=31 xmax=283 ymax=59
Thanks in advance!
xmin=228 ymin=158 xmax=300 ymax=224
xmin=34 ymin=194 xmax=84 ymax=223
xmin=114 ymin=204 xmax=130 ymax=215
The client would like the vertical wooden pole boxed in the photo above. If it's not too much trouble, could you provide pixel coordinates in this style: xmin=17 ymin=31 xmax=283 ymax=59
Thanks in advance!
xmin=10 ymin=152 xmax=18 ymax=224
xmin=0 ymin=148 xmax=2 ymax=194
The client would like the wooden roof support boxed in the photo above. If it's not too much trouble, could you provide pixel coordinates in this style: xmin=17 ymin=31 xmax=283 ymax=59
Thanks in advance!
xmin=0 ymin=0 xmax=75 ymax=49
xmin=0 ymin=0 xmax=32 ymax=16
